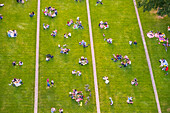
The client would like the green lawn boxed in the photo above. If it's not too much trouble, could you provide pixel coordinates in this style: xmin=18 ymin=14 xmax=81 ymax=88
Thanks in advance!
xmin=38 ymin=0 xmax=96 ymax=112
xmin=138 ymin=8 xmax=170 ymax=113
xmin=0 ymin=0 xmax=170 ymax=113
xmin=0 ymin=0 xmax=37 ymax=112
xmin=89 ymin=0 xmax=157 ymax=112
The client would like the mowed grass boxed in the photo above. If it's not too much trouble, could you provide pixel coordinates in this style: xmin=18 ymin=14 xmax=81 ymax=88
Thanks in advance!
xmin=138 ymin=8 xmax=170 ymax=113
xmin=0 ymin=0 xmax=37 ymax=112
xmin=38 ymin=0 xmax=96 ymax=113
xmin=89 ymin=0 xmax=157 ymax=112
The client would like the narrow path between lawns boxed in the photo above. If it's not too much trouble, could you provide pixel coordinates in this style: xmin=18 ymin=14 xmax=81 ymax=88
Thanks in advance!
xmin=86 ymin=0 xmax=101 ymax=113
xmin=133 ymin=0 xmax=161 ymax=113
xmin=34 ymin=0 xmax=40 ymax=113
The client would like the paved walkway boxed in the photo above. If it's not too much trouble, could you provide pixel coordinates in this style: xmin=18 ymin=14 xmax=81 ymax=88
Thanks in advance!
xmin=34 ymin=0 xmax=40 ymax=112
xmin=133 ymin=0 xmax=161 ymax=113
xmin=86 ymin=0 xmax=101 ymax=113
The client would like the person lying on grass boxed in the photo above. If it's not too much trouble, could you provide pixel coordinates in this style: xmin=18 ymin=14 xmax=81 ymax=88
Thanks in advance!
xmin=159 ymin=58 xmax=168 ymax=75
xmin=162 ymin=38 xmax=170 ymax=52
xmin=0 ymin=4 xmax=4 ymax=7
xmin=109 ymin=97 xmax=113 ymax=105
xmin=79 ymin=56 xmax=89 ymax=65
xmin=96 ymin=0 xmax=103 ymax=6
xmin=60 ymin=47 xmax=70 ymax=54
xmin=7 ymin=30 xmax=17 ymax=37
xmin=112 ymin=54 xmax=123 ymax=62
xmin=0 ymin=14 xmax=3 ymax=19
xmin=51 ymin=30 xmax=57 ymax=37
xmin=104 ymin=38 xmax=112 ymax=44
xmin=131 ymin=78 xmax=138 ymax=86
xmin=127 ymin=97 xmax=133 ymax=104
xmin=79 ymin=40 xmax=89 ymax=47
xmin=43 ymin=23 xmax=49 ymax=29
xmin=66 ymin=19 xmax=74 ymax=26
xmin=46 ymin=54 xmax=54 ymax=61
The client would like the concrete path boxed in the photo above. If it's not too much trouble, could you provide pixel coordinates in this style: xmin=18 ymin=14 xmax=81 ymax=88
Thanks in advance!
xmin=133 ymin=0 xmax=161 ymax=113
xmin=86 ymin=0 xmax=101 ymax=113
xmin=34 ymin=0 xmax=40 ymax=112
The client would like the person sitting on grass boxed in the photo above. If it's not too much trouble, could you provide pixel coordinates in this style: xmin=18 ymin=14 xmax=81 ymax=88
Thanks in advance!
xmin=129 ymin=41 xmax=132 ymax=45
xmin=66 ymin=19 xmax=74 ymax=26
xmin=72 ymin=70 xmax=77 ymax=75
xmin=127 ymin=97 xmax=133 ymax=104
xmin=29 ymin=12 xmax=35 ymax=17
xmin=131 ymin=78 xmax=138 ymax=86
xmin=51 ymin=30 xmax=57 ymax=37
xmin=103 ymin=76 xmax=109 ymax=84
xmin=64 ymin=32 xmax=71 ymax=39
xmin=43 ymin=23 xmax=49 ymax=29
xmin=19 ymin=61 xmax=23 ymax=66
xmin=134 ymin=40 xmax=137 ymax=45
xmin=75 ymin=0 xmax=81 ymax=2
xmin=47 ymin=81 xmax=50 ymax=88
xmin=12 ymin=61 xmax=16 ymax=66
xmin=17 ymin=0 xmax=24 ymax=3
xmin=168 ymin=26 xmax=170 ymax=31
xmin=104 ymin=38 xmax=112 ymax=44
xmin=0 ymin=14 xmax=3 ymax=20
xmin=51 ymin=107 xmax=56 ymax=113
xmin=96 ymin=0 xmax=103 ymax=6
xmin=51 ymin=80 xmax=54 ymax=86
xmin=59 ymin=108 xmax=63 ymax=113
xmin=121 ymin=61 xmax=127 ymax=67
xmin=77 ymin=71 xmax=82 ymax=76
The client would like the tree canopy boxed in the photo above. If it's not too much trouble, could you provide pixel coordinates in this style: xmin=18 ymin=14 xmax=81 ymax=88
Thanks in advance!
xmin=137 ymin=0 xmax=170 ymax=17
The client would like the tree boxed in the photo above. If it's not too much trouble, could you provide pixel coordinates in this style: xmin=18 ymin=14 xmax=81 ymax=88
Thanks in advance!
xmin=136 ymin=0 xmax=170 ymax=17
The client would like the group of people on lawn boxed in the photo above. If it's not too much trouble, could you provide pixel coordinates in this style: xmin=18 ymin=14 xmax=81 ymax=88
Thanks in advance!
xmin=43 ymin=6 xmax=58 ymax=18
xmin=79 ymin=56 xmax=89 ymax=66
xmin=112 ymin=54 xmax=131 ymax=67
xmin=69 ymin=89 xmax=84 ymax=103
xmin=9 ymin=78 xmax=23 ymax=87
xmin=66 ymin=17 xmax=84 ymax=29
